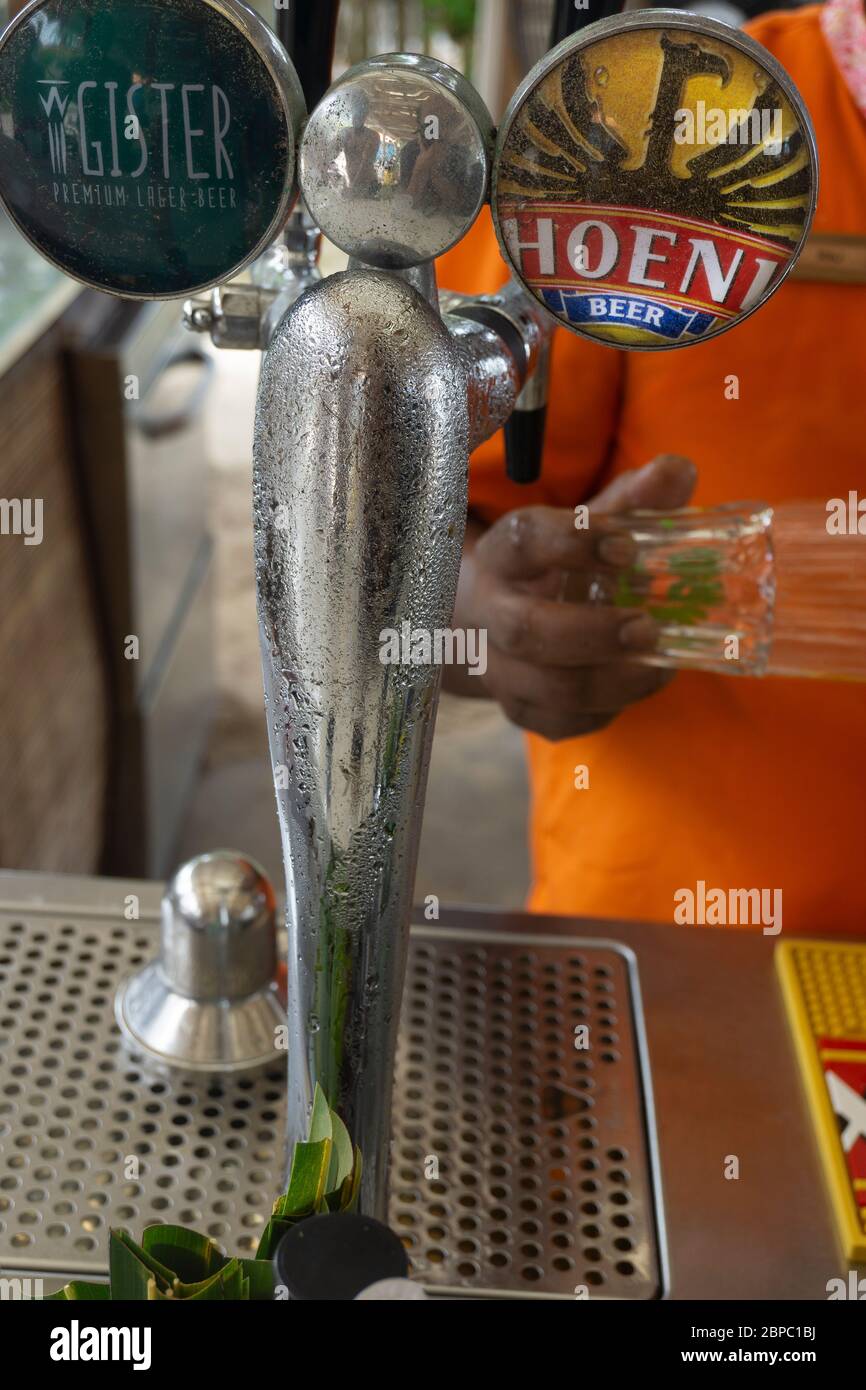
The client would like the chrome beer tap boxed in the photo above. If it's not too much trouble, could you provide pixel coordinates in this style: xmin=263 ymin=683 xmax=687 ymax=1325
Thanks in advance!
xmin=254 ymin=52 xmax=545 ymax=1216
xmin=0 ymin=0 xmax=817 ymax=1223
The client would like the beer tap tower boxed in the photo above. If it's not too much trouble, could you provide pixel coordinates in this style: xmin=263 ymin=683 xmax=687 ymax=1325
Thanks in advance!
xmin=0 ymin=0 xmax=817 ymax=1226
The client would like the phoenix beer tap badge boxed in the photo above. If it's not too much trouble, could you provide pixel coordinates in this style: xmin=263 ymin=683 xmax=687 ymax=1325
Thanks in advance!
xmin=0 ymin=0 xmax=305 ymax=298
xmin=492 ymin=11 xmax=818 ymax=350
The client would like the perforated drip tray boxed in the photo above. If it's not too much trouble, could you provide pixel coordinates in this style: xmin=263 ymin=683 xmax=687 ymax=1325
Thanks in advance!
xmin=0 ymin=891 xmax=666 ymax=1299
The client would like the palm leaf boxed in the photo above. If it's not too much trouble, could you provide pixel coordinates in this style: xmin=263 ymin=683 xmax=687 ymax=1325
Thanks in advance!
xmin=345 ymin=1145 xmax=363 ymax=1212
xmin=109 ymin=1228 xmax=175 ymax=1299
xmin=308 ymin=1083 xmax=333 ymax=1144
xmin=183 ymin=1259 xmax=244 ymax=1301
xmin=273 ymin=1137 xmax=331 ymax=1218
xmin=238 ymin=1255 xmax=275 ymax=1300
xmin=45 ymin=1280 xmax=110 ymax=1301
xmin=254 ymin=1215 xmax=293 ymax=1261
xmin=326 ymin=1109 xmax=354 ymax=1195
xmin=141 ymin=1224 xmax=229 ymax=1286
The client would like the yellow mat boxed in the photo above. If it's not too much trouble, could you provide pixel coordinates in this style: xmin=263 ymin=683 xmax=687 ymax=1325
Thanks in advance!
xmin=775 ymin=940 xmax=866 ymax=1263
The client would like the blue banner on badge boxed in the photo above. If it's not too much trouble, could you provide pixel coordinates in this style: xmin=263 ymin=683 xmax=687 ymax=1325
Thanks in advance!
xmin=541 ymin=287 xmax=717 ymax=342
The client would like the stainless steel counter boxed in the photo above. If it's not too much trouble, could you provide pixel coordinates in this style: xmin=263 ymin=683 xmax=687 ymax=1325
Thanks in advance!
xmin=0 ymin=869 xmax=852 ymax=1299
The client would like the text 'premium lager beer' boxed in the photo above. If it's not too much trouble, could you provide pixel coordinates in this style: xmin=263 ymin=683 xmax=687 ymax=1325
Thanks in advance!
xmin=0 ymin=0 xmax=305 ymax=298
xmin=492 ymin=12 xmax=818 ymax=350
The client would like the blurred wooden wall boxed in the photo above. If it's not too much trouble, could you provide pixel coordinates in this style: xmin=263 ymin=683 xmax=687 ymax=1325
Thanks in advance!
xmin=0 ymin=331 xmax=109 ymax=872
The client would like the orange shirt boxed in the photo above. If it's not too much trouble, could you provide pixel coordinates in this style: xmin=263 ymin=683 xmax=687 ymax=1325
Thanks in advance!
xmin=438 ymin=7 xmax=866 ymax=933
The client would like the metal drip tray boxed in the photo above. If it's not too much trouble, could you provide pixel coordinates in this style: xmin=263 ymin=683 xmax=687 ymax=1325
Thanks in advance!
xmin=0 ymin=890 xmax=666 ymax=1299
xmin=392 ymin=928 xmax=664 ymax=1299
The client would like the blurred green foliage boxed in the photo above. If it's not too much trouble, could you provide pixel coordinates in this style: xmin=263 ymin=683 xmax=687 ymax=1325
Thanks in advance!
xmin=421 ymin=0 xmax=477 ymax=43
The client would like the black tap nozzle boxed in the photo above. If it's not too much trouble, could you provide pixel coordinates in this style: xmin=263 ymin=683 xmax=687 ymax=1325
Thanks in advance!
xmin=505 ymin=404 xmax=548 ymax=484
xmin=273 ymin=1211 xmax=409 ymax=1301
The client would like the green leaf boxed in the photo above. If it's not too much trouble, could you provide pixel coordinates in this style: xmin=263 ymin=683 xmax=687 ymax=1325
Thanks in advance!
xmin=169 ymin=1275 xmax=225 ymax=1301
xmin=239 ymin=1255 xmax=275 ymax=1301
xmin=140 ymin=1262 xmax=246 ymax=1302
xmin=345 ymin=1146 xmax=363 ymax=1212
xmin=45 ymin=1281 xmax=110 ymax=1301
xmin=254 ymin=1216 xmax=293 ymax=1262
xmin=147 ymin=1277 xmax=172 ymax=1300
xmin=140 ymin=1225 xmax=229 ymax=1287
xmin=612 ymin=567 xmax=648 ymax=609
xmin=185 ymin=1261 xmax=243 ymax=1301
xmin=167 ymin=1257 xmax=246 ymax=1301
xmin=273 ymin=1138 xmax=331 ymax=1218
xmin=308 ymin=1083 xmax=333 ymax=1145
xmin=109 ymin=1228 xmax=175 ymax=1300
xmin=217 ymin=1259 xmax=246 ymax=1302
xmin=326 ymin=1109 xmax=354 ymax=1195
xmin=669 ymin=547 xmax=721 ymax=577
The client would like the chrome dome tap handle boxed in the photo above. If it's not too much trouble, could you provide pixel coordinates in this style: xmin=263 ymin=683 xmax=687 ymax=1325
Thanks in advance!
xmin=299 ymin=53 xmax=493 ymax=271
xmin=491 ymin=10 xmax=817 ymax=353
xmin=0 ymin=0 xmax=306 ymax=299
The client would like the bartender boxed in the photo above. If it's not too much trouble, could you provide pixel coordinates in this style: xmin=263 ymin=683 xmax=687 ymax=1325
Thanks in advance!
xmin=439 ymin=0 xmax=866 ymax=934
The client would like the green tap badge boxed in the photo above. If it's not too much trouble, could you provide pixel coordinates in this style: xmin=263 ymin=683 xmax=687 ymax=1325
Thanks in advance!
xmin=0 ymin=0 xmax=305 ymax=297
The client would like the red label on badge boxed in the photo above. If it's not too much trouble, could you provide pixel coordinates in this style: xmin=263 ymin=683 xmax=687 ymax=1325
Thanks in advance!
xmin=499 ymin=203 xmax=791 ymax=322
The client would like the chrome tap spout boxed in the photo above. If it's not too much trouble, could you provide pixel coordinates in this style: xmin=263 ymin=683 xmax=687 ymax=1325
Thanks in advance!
xmin=253 ymin=269 xmax=468 ymax=1215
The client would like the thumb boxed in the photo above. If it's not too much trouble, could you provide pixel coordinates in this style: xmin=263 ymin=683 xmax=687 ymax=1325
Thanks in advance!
xmin=589 ymin=454 xmax=698 ymax=517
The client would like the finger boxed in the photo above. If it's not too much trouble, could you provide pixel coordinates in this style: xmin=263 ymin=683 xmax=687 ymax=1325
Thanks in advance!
xmin=501 ymin=699 xmax=618 ymax=742
xmin=478 ymin=505 xmax=603 ymax=583
xmin=496 ymin=660 xmax=674 ymax=740
xmin=492 ymin=650 xmax=670 ymax=715
xmin=583 ymin=660 xmax=674 ymax=710
xmin=589 ymin=454 xmax=698 ymax=518
xmin=486 ymin=587 xmax=660 ymax=667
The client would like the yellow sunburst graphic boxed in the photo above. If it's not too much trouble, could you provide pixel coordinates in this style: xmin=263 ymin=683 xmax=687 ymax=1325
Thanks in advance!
xmin=497 ymin=26 xmax=813 ymax=248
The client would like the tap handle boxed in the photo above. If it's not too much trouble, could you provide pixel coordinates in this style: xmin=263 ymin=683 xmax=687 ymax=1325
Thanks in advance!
xmin=490 ymin=12 xmax=817 ymax=357
xmin=505 ymin=405 xmax=548 ymax=484
xmin=0 ymin=0 xmax=306 ymax=299
xmin=278 ymin=0 xmax=341 ymax=113
xmin=503 ymin=326 xmax=550 ymax=484
xmin=549 ymin=0 xmax=626 ymax=47
xmin=298 ymin=54 xmax=492 ymax=270
xmin=504 ymin=0 xmax=604 ymax=487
